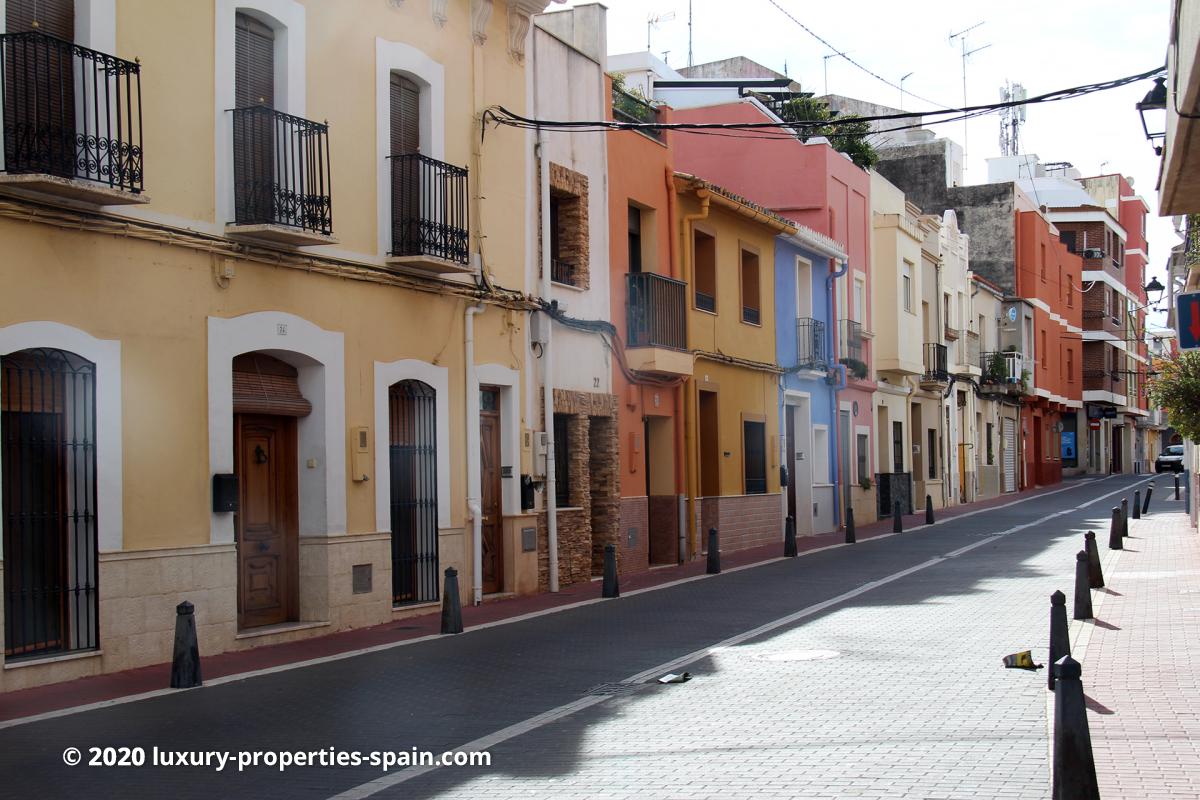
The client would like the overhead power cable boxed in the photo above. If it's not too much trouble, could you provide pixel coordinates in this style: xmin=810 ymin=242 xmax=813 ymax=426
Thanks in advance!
xmin=483 ymin=65 xmax=1164 ymax=139
xmin=762 ymin=0 xmax=953 ymax=109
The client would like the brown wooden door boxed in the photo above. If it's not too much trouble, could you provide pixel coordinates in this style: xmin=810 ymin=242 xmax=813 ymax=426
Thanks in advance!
xmin=235 ymin=414 xmax=298 ymax=629
xmin=479 ymin=388 xmax=503 ymax=594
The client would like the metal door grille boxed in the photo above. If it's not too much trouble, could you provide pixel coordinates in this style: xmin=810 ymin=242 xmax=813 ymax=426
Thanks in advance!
xmin=2 ymin=348 xmax=98 ymax=660
xmin=389 ymin=380 xmax=438 ymax=605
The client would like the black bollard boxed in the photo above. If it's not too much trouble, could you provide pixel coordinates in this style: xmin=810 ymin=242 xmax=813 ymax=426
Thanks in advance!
xmin=1048 ymin=590 xmax=1070 ymax=691
xmin=845 ymin=507 xmax=856 ymax=544
xmin=706 ymin=527 xmax=721 ymax=574
xmin=1143 ymin=486 xmax=1153 ymax=515
xmin=1073 ymin=551 xmax=1093 ymax=621
xmin=925 ymin=494 xmax=935 ymax=525
xmin=1121 ymin=498 xmax=1129 ymax=538
xmin=1133 ymin=490 xmax=1141 ymax=520
xmin=1084 ymin=531 xmax=1104 ymax=589
xmin=893 ymin=501 xmax=903 ymax=533
xmin=169 ymin=601 xmax=202 ymax=689
xmin=602 ymin=543 xmax=620 ymax=598
xmin=440 ymin=567 xmax=463 ymax=634
xmin=1108 ymin=507 xmax=1123 ymax=550
xmin=784 ymin=516 xmax=797 ymax=557
xmin=1051 ymin=656 xmax=1101 ymax=800
xmin=1175 ymin=474 xmax=1181 ymax=501
xmin=1187 ymin=471 xmax=1192 ymax=515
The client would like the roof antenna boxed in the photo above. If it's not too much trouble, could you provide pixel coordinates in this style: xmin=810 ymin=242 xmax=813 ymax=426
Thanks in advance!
xmin=687 ymin=0 xmax=694 ymax=69
xmin=949 ymin=21 xmax=992 ymax=178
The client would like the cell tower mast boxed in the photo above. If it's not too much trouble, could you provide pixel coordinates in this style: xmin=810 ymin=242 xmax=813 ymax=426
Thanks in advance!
xmin=999 ymin=81 xmax=1027 ymax=157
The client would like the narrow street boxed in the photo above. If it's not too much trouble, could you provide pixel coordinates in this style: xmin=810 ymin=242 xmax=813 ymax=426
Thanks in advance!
xmin=0 ymin=474 xmax=1165 ymax=799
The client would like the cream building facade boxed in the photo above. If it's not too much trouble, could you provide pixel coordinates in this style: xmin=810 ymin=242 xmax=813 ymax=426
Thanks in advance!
xmin=0 ymin=0 xmax=559 ymax=691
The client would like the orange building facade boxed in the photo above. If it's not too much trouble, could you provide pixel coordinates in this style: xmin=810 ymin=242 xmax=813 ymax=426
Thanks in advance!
xmin=1015 ymin=210 xmax=1084 ymax=487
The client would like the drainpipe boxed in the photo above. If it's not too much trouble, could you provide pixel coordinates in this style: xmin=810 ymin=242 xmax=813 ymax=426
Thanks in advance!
xmin=680 ymin=187 xmax=710 ymax=558
xmin=465 ymin=301 xmax=485 ymax=605
xmin=826 ymin=256 xmax=848 ymax=526
xmin=532 ymin=33 xmax=559 ymax=593
xmin=664 ymin=168 xmax=687 ymax=563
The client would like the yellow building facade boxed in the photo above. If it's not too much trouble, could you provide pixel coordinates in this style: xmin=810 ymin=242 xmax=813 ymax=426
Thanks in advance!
xmin=676 ymin=175 xmax=791 ymax=556
xmin=0 ymin=0 xmax=555 ymax=690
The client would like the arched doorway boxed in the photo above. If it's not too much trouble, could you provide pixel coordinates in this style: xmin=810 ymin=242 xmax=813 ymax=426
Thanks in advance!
xmin=232 ymin=352 xmax=309 ymax=629
xmin=1 ymin=347 xmax=98 ymax=659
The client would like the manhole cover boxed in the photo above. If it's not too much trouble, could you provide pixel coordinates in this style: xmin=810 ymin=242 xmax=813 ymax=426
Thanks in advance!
xmin=756 ymin=649 xmax=841 ymax=662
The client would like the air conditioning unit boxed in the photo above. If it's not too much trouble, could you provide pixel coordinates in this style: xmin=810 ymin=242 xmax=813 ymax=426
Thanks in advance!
xmin=1082 ymin=248 xmax=1104 ymax=260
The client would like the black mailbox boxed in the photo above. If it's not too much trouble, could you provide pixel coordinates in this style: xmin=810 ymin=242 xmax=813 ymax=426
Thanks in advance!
xmin=212 ymin=473 xmax=239 ymax=512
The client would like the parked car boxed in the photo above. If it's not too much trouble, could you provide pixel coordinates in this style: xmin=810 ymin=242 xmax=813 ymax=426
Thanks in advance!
xmin=1155 ymin=444 xmax=1185 ymax=473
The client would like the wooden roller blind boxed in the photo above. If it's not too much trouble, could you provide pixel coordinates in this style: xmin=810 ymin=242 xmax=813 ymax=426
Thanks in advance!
xmin=232 ymin=353 xmax=311 ymax=418
xmin=6 ymin=0 xmax=74 ymax=38
xmin=235 ymin=12 xmax=275 ymax=109
xmin=390 ymin=73 xmax=420 ymax=156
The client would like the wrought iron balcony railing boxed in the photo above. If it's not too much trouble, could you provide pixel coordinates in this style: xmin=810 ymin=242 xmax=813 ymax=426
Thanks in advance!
xmin=922 ymin=342 xmax=949 ymax=381
xmin=627 ymin=272 xmax=686 ymax=351
xmin=0 ymin=31 xmax=143 ymax=192
xmin=839 ymin=319 xmax=864 ymax=362
xmin=232 ymin=106 xmax=332 ymax=235
xmin=389 ymin=153 xmax=469 ymax=266
xmin=795 ymin=318 xmax=827 ymax=371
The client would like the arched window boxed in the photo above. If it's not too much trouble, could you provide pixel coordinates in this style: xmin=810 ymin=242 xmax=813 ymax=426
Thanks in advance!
xmin=388 ymin=380 xmax=438 ymax=605
xmin=2 ymin=347 xmax=98 ymax=659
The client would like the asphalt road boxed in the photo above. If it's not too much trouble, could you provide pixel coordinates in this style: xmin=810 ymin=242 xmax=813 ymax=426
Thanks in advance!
xmin=0 ymin=474 xmax=1154 ymax=800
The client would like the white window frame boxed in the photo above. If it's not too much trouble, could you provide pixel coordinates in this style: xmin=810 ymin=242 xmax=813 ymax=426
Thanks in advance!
xmin=794 ymin=255 xmax=813 ymax=319
xmin=812 ymin=424 xmax=831 ymax=485
xmin=214 ymin=0 xmax=308 ymax=228
xmin=207 ymin=311 xmax=346 ymax=545
xmin=902 ymin=261 xmax=914 ymax=313
xmin=375 ymin=39 xmax=446 ymax=259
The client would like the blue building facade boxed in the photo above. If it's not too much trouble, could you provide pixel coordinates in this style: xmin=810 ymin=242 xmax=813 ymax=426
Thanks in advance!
xmin=775 ymin=230 xmax=848 ymax=536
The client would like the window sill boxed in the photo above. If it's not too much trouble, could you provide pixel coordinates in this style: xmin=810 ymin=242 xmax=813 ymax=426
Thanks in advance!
xmin=693 ymin=306 xmax=718 ymax=316
xmin=551 ymin=280 xmax=586 ymax=293
xmin=4 ymin=649 xmax=102 ymax=671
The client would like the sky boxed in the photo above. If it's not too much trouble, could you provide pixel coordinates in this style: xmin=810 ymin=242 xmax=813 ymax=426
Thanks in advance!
xmin=554 ymin=0 xmax=1177 ymax=325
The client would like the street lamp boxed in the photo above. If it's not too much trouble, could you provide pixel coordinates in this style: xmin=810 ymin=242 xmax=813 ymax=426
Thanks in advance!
xmin=1145 ymin=276 xmax=1166 ymax=305
xmin=1136 ymin=76 xmax=1167 ymax=155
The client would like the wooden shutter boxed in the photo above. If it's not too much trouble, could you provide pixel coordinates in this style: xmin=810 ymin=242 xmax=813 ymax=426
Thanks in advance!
xmin=5 ymin=0 xmax=75 ymax=176
xmin=232 ymin=354 xmax=312 ymax=418
xmin=6 ymin=0 xmax=74 ymax=37
xmin=390 ymin=74 xmax=421 ymax=156
xmin=235 ymin=13 xmax=274 ymax=109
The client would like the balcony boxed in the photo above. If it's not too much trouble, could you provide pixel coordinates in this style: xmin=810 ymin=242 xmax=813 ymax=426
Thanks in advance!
xmin=919 ymin=342 xmax=949 ymax=390
xmin=227 ymin=106 xmax=334 ymax=246
xmin=0 ymin=31 xmax=146 ymax=205
xmin=838 ymin=319 xmax=868 ymax=380
xmin=612 ymin=87 xmax=663 ymax=142
xmin=795 ymin=318 xmax=827 ymax=372
xmin=625 ymin=272 xmax=691 ymax=377
xmin=980 ymin=351 xmax=1029 ymax=395
xmin=386 ymin=154 xmax=470 ymax=274
xmin=1083 ymin=369 xmax=1126 ymax=399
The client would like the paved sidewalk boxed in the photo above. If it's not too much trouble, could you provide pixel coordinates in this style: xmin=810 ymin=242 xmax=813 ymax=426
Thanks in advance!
xmin=1075 ymin=493 xmax=1200 ymax=799
xmin=0 ymin=480 xmax=1079 ymax=724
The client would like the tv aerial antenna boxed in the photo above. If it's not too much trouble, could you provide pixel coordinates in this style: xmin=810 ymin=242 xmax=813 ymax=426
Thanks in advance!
xmin=949 ymin=21 xmax=992 ymax=176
